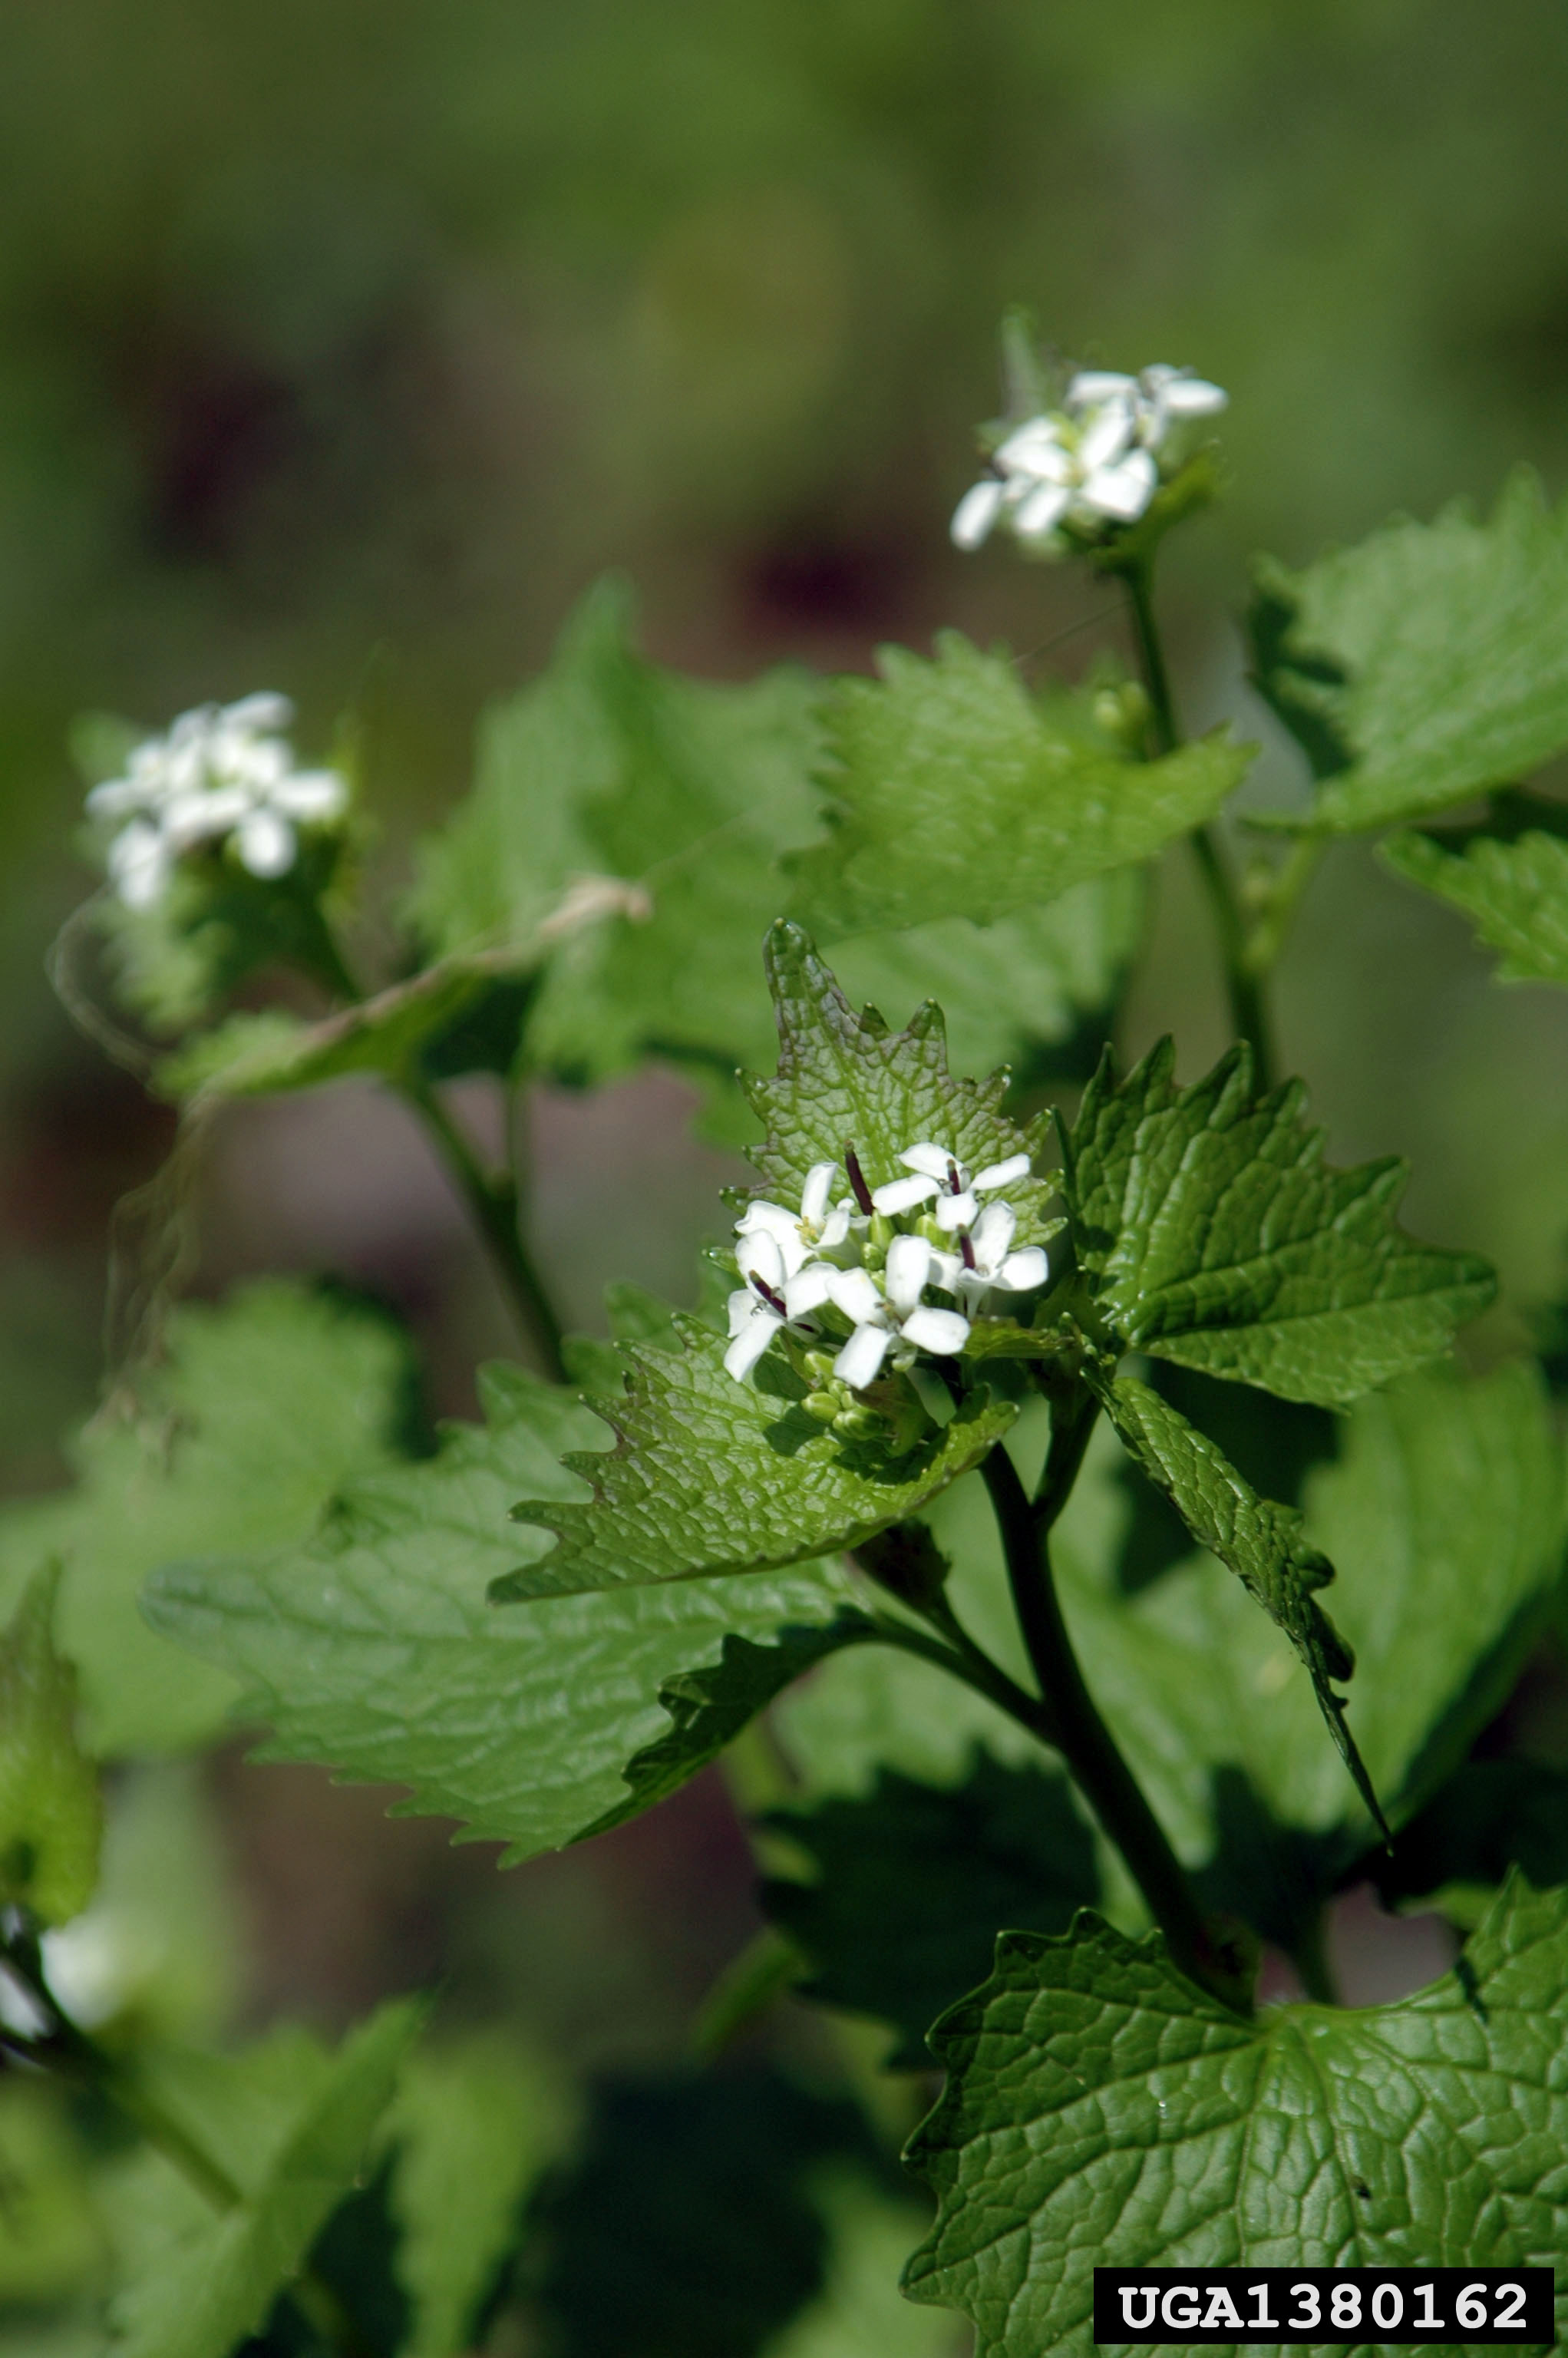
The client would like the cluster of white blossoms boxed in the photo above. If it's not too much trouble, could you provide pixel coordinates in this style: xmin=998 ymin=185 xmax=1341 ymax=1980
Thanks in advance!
xmin=725 ymin=1141 xmax=1048 ymax=1397
xmin=951 ymin=363 xmax=1227 ymax=557
xmin=87 ymin=694 xmax=348 ymax=910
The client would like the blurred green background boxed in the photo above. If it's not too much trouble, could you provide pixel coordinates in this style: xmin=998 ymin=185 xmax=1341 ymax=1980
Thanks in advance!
xmin=4 ymin=0 xmax=1568 ymax=2199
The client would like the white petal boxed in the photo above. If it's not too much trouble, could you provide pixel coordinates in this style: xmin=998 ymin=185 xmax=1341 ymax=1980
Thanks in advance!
xmin=728 ymin=1287 xmax=758 ymax=1337
xmin=995 ymin=419 xmax=1071 ymax=478
xmin=933 ymin=1190 xmax=979 ymax=1232
xmin=926 ymin=1248 xmax=962 ymax=1290
xmin=970 ymin=1200 xmax=1016 ymax=1265
xmin=1013 ymin=482 xmax=1070 ymax=539
xmin=800 ymin=1162 xmax=837 ymax=1227
xmin=900 ymin=1143 xmax=955 ymax=1181
xmin=1160 ymin=375 xmax=1226 ymax=418
xmin=900 ymin=1306 xmax=970 ymax=1356
xmin=871 ymin=1174 xmax=938 ymax=1216
xmin=884 ymin=1233 xmax=933 ymax=1315
xmin=222 ymin=691 xmax=293 ymax=732
xmin=998 ymin=1247 xmax=1048 ymax=1292
xmin=272 ymin=768 xmax=348 ymax=821
xmin=108 ymin=822 xmax=170 ymax=908
xmin=737 ymin=1201 xmax=799 ymax=1245
xmin=736 ymin=1229 xmax=786 ymax=1292
xmin=164 ymin=784 xmax=249 ymax=846
xmin=827 ymin=1267 xmax=882 ymax=1324
xmin=973 ymin=1152 xmax=1031 ymax=1191
xmin=817 ymin=1204 xmax=851 ymax=1250
xmin=950 ymin=479 xmax=1006 ymax=551
xmin=725 ymin=1303 xmax=784 ymax=1381
xmin=1067 ymin=369 xmax=1137 ymax=407
xmin=784 ymin=1266 xmax=834 ymax=1318
xmin=85 ymin=777 xmax=143 ymax=817
xmin=1078 ymin=400 xmax=1136 ymax=473
xmin=236 ymin=807 xmax=295 ymax=877
xmin=834 ymin=1323 xmax=890 ymax=1391
xmin=1082 ymin=448 xmax=1157 ymax=521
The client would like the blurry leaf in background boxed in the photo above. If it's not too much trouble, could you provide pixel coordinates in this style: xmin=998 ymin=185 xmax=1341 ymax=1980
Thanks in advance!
xmin=0 ymin=1283 xmax=411 ymax=1757
xmin=1065 ymin=1037 xmax=1497 ymax=1407
xmin=761 ymin=1758 xmax=1101 ymax=2067
xmin=1253 ymin=469 xmax=1568 ymax=832
xmin=386 ymin=2027 xmax=577 ymax=2358
xmin=41 ymin=1763 xmax=241 ymax=2045
xmin=903 ymin=1881 xmax=1568 ymax=2355
xmin=102 ymin=2000 xmax=421 ymax=2358
xmin=0 ymin=2080 xmax=103 ymax=2305
xmin=759 ymin=2175 xmax=960 ymax=2358
xmin=787 ymin=636 xmax=1251 ymax=936
xmin=1376 ymin=1759 xmax=1568 ymax=1928
xmin=524 ymin=2069 xmax=880 ymax=2358
xmin=146 ymin=1362 xmax=870 ymax=1859
xmin=0 ymin=1564 xmax=101 ymax=1925
xmin=1382 ymin=788 xmax=1568 ymax=989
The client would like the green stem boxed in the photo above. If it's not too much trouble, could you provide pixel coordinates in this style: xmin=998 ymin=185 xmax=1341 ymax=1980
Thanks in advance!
xmin=0 ymin=1929 xmax=369 ymax=2357
xmin=1242 ymin=831 xmax=1326 ymax=980
xmin=979 ymin=1430 xmax=1246 ymax=2011
xmin=1119 ymin=560 xmax=1277 ymax=1091
xmin=404 ymin=1075 xmax=569 ymax=1382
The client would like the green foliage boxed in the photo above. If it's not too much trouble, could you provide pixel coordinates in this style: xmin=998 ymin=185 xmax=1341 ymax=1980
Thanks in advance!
xmin=786 ymin=636 xmax=1252 ymax=934
xmin=1382 ymin=788 xmax=1568 ymax=988
xmin=1095 ymin=1374 xmax=1381 ymax=1831
xmin=762 ymin=1758 xmax=1100 ymax=2066
xmin=145 ymin=1363 xmax=872 ymax=1859
xmin=104 ymin=2001 xmax=421 ymax=2358
xmin=1254 ymin=468 xmax=1568 ymax=831
xmin=760 ymin=2179 xmax=960 ymax=2358
xmin=1379 ymin=1762 xmax=1568 ymax=1927
xmin=505 ymin=1316 xmax=1016 ymax=1603
xmin=0 ymin=2082 xmax=101 ymax=2302
xmin=0 ymin=1566 xmax=101 ymax=1924
xmin=1064 ymin=1037 xmax=1495 ymax=1405
xmin=0 ymin=1283 xmax=410 ymax=1757
xmin=386 ymin=2029 xmax=576 ymax=2358
xmin=903 ymin=1878 xmax=1568 ymax=2355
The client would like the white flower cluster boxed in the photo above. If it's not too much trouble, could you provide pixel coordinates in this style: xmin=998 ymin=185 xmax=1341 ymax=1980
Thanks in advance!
xmin=87 ymin=694 xmax=348 ymax=910
xmin=725 ymin=1141 xmax=1048 ymax=1396
xmin=951 ymin=363 xmax=1226 ymax=557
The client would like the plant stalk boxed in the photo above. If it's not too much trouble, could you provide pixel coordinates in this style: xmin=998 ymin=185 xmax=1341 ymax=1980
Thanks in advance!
xmin=1119 ymin=559 xmax=1277 ymax=1090
xmin=979 ymin=1428 xmax=1246 ymax=2011
xmin=404 ymin=1075 xmax=569 ymax=1382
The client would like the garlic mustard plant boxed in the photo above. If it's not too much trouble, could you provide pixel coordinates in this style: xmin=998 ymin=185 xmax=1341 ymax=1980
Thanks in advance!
xmin=17 ymin=309 xmax=1568 ymax=2357
xmin=87 ymin=692 xmax=348 ymax=907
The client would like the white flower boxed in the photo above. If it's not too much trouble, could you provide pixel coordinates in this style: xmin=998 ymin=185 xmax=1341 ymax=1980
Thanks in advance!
xmin=952 ymin=360 xmax=1226 ymax=556
xmin=870 ymin=1142 xmax=1032 ymax=1230
xmin=819 ymin=1236 xmax=972 ymax=1391
xmin=723 ymin=1162 xmax=859 ymax=1380
xmin=949 ymin=1198 xmax=1048 ymax=1310
xmin=87 ymin=694 xmax=348 ymax=909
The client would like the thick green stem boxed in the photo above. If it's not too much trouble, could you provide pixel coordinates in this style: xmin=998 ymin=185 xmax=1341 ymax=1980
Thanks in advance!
xmin=404 ymin=1076 xmax=568 ymax=1382
xmin=1119 ymin=560 xmax=1277 ymax=1091
xmin=980 ymin=1432 xmax=1246 ymax=2011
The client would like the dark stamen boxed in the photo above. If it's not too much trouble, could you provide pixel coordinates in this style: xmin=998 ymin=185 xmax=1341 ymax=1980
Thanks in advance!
xmin=845 ymin=1144 xmax=874 ymax=1216
xmin=946 ymin=1158 xmax=962 ymax=1194
xmin=751 ymin=1274 xmax=788 ymax=1316
xmin=959 ymin=1230 xmax=977 ymax=1271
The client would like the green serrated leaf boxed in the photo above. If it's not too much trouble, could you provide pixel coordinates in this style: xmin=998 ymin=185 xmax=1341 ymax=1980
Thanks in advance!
xmin=105 ymin=2000 xmax=421 ymax=2358
xmin=742 ymin=922 xmax=1055 ymax=1245
xmin=785 ymin=634 xmax=1252 ymax=936
xmin=1382 ymin=789 xmax=1568 ymax=987
xmin=1253 ymin=467 xmax=1568 ymax=832
xmin=0 ymin=1283 xmax=410 ymax=1758
xmin=145 ymin=1364 xmax=870 ymax=1860
xmin=762 ymin=1758 xmax=1100 ymax=2067
xmin=386 ymin=2029 xmax=576 ymax=2358
xmin=0 ymin=1566 xmax=101 ymax=1924
xmin=904 ymin=1878 xmax=1568 ymax=2354
xmin=1094 ymin=1373 xmax=1381 ymax=1835
xmin=1065 ymin=1038 xmax=1494 ymax=1405
xmin=504 ymin=1316 xmax=1016 ymax=1603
